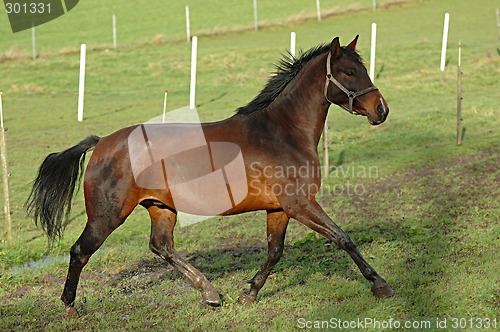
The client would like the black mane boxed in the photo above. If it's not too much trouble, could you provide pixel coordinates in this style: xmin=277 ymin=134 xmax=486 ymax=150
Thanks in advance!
xmin=235 ymin=44 xmax=362 ymax=115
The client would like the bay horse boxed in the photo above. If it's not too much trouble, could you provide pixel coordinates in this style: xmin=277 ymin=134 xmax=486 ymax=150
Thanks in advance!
xmin=26 ymin=36 xmax=393 ymax=318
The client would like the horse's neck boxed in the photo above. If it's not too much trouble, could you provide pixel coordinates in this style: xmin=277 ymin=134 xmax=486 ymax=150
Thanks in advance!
xmin=266 ymin=53 xmax=330 ymax=148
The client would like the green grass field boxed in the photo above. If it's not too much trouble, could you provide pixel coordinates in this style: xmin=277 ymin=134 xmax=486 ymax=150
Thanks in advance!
xmin=1 ymin=0 xmax=499 ymax=330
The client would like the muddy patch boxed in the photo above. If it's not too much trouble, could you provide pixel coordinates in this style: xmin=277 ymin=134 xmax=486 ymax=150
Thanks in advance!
xmin=320 ymin=148 xmax=499 ymax=222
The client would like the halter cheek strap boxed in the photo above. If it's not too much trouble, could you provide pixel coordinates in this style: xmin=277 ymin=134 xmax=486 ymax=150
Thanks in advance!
xmin=324 ymin=52 xmax=379 ymax=115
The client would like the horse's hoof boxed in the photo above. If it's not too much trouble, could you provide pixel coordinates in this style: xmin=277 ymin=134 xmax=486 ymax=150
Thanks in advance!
xmin=371 ymin=279 xmax=394 ymax=298
xmin=205 ymin=299 xmax=222 ymax=308
xmin=237 ymin=291 xmax=256 ymax=305
xmin=65 ymin=306 xmax=78 ymax=319
xmin=202 ymin=289 xmax=222 ymax=307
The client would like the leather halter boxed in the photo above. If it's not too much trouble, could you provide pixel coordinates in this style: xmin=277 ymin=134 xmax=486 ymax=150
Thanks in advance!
xmin=324 ymin=52 xmax=379 ymax=115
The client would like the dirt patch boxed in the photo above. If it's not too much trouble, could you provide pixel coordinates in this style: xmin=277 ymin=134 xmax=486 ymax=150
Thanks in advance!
xmin=38 ymin=273 xmax=64 ymax=285
xmin=320 ymin=148 xmax=499 ymax=222
xmin=5 ymin=285 xmax=34 ymax=300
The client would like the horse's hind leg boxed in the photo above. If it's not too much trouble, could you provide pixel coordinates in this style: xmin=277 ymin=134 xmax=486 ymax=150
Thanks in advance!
xmin=147 ymin=205 xmax=221 ymax=306
xmin=238 ymin=209 xmax=289 ymax=304
xmin=61 ymin=215 xmax=127 ymax=318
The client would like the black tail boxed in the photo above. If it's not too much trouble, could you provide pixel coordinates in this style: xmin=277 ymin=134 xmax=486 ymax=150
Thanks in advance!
xmin=25 ymin=135 xmax=101 ymax=247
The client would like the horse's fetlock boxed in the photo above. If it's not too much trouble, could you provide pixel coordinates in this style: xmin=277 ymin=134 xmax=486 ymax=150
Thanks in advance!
xmin=364 ymin=267 xmax=376 ymax=279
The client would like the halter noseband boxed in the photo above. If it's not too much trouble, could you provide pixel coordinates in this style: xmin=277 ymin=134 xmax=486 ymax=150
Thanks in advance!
xmin=324 ymin=52 xmax=379 ymax=115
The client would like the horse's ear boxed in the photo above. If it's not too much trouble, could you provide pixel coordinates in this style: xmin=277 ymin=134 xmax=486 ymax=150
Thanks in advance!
xmin=347 ymin=35 xmax=359 ymax=50
xmin=330 ymin=37 xmax=343 ymax=59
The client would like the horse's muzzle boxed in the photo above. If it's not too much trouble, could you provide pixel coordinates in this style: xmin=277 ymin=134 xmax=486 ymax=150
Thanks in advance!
xmin=377 ymin=102 xmax=389 ymax=118
xmin=369 ymin=102 xmax=389 ymax=125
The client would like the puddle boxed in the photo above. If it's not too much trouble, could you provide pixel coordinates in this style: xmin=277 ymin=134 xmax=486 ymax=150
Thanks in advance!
xmin=9 ymin=244 xmax=118 ymax=275
xmin=10 ymin=255 xmax=69 ymax=274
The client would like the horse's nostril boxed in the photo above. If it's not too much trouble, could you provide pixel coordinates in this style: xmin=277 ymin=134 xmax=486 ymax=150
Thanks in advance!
xmin=377 ymin=104 xmax=388 ymax=116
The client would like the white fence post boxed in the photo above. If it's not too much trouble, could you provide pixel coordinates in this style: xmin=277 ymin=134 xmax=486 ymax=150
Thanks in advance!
xmin=112 ymin=14 xmax=117 ymax=49
xmin=77 ymin=44 xmax=86 ymax=122
xmin=186 ymin=6 xmax=191 ymax=42
xmin=440 ymin=13 xmax=450 ymax=71
xmin=290 ymin=32 xmax=296 ymax=59
xmin=190 ymin=36 xmax=198 ymax=109
xmin=253 ymin=0 xmax=259 ymax=31
xmin=369 ymin=23 xmax=377 ymax=81
xmin=316 ymin=0 xmax=321 ymax=22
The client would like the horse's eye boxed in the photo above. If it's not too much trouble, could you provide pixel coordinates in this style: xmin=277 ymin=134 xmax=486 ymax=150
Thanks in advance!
xmin=346 ymin=71 xmax=355 ymax=76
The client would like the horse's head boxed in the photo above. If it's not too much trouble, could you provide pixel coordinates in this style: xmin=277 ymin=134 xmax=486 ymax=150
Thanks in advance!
xmin=324 ymin=36 xmax=389 ymax=125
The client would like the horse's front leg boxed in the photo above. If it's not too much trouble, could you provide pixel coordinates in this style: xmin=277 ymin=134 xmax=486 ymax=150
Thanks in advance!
xmin=238 ymin=209 xmax=289 ymax=304
xmin=283 ymin=198 xmax=394 ymax=298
